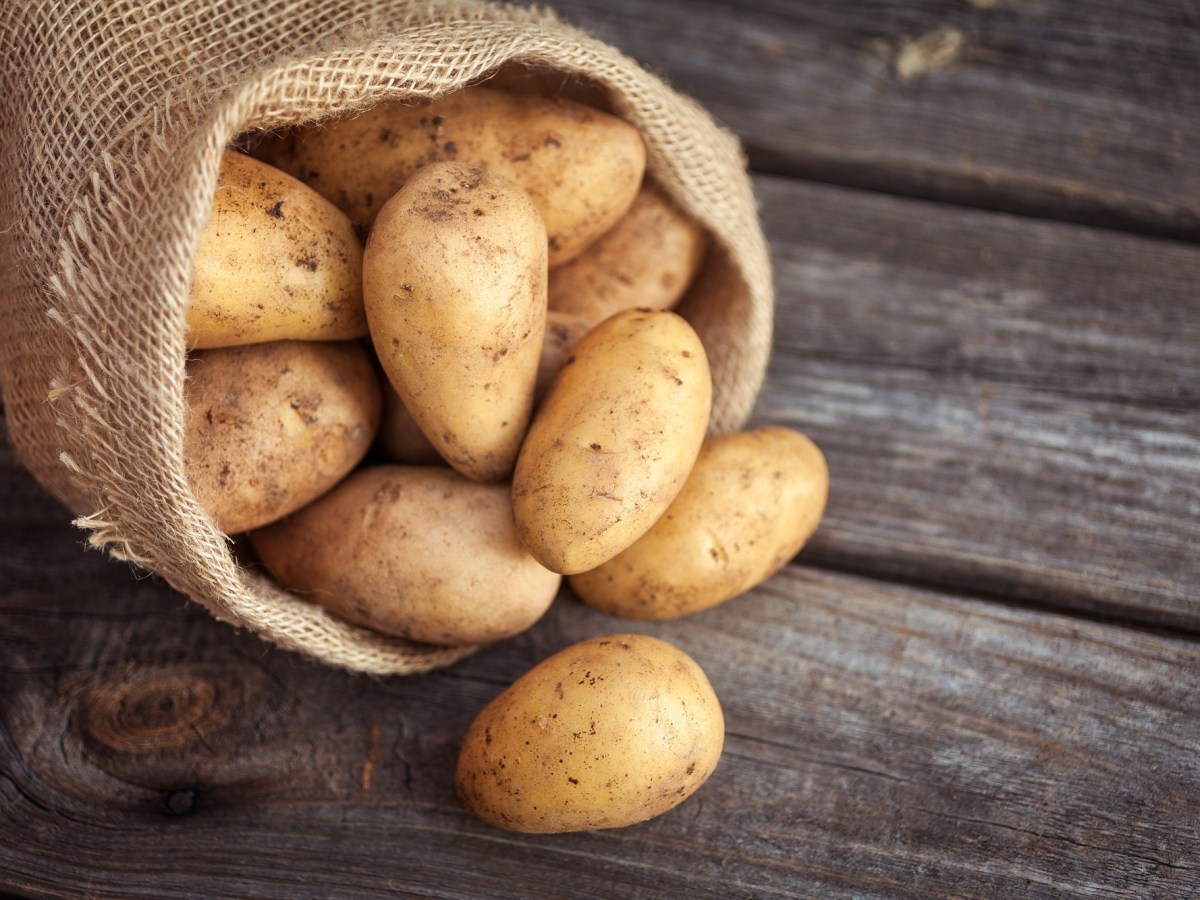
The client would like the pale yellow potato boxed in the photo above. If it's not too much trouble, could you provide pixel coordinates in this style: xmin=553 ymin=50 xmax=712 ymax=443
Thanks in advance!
xmin=570 ymin=428 xmax=829 ymax=619
xmin=456 ymin=633 xmax=724 ymax=833
xmin=184 ymin=340 xmax=380 ymax=534
xmin=187 ymin=151 xmax=366 ymax=349
xmin=249 ymin=466 xmax=561 ymax=646
xmin=377 ymin=309 xmax=590 ymax=466
xmin=548 ymin=186 xmax=708 ymax=326
xmin=512 ymin=308 xmax=711 ymax=575
xmin=262 ymin=86 xmax=645 ymax=265
xmin=364 ymin=162 xmax=546 ymax=483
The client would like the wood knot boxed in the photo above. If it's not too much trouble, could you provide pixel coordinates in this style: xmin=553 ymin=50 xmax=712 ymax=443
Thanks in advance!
xmin=83 ymin=670 xmax=226 ymax=754
xmin=164 ymin=788 xmax=198 ymax=816
xmin=895 ymin=28 xmax=964 ymax=82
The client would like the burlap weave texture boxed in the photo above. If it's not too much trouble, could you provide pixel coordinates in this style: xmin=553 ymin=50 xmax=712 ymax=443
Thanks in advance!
xmin=0 ymin=1 xmax=773 ymax=674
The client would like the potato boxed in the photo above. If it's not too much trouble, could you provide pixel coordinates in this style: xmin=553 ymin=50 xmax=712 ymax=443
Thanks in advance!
xmin=512 ymin=308 xmax=711 ymax=575
xmin=184 ymin=340 xmax=380 ymax=534
xmin=377 ymin=309 xmax=590 ymax=466
xmin=249 ymin=466 xmax=561 ymax=646
xmin=456 ymin=633 xmax=724 ymax=833
xmin=570 ymin=428 xmax=829 ymax=619
xmin=548 ymin=186 xmax=708 ymax=326
xmin=187 ymin=151 xmax=366 ymax=349
xmin=263 ymin=86 xmax=645 ymax=265
xmin=364 ymin=162 xmax=546 ymax=482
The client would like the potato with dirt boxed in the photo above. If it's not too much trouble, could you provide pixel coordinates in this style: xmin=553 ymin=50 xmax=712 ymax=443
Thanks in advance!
xmin=456 ymin=633 xmax=724 ymax=832
xmin=569 ymin=428 xmax=829 ymax=619
xmin=512 ymin=308 xmax=711 ymax=574
xmin=263 ymin=86 xmax=645 ymax=265
xmin=249 ymin=466 xmax=561 ymax=646
xmin=363 ymin=162 xmax=547 ymax=483
xmin=187 ymin=151 xmax=366 ymax=349
xmin=548 ymin=185 xmax=708 ymax=326
xmin=183 ymin=340 xmax=380 ymax=534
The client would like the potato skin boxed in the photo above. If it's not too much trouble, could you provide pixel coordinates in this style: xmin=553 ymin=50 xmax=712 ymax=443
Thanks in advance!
xmin=512 ymin=308 xmax=711 ymax=575
xmin=569 ymin=428 xmax=829 ymax=619
xmin=548 ymin=186 xmax=708 ymax=326
xmin=364 ymin=162 xmax=546 ymax=483
xmin=377 ymin=309 xmax=590 ymax=466
xmin=249 ymin=466 xmax=561 ymax=646
xmin=183 ymin=340 xmax=380 ymax=534
xmin=456 ymin=633 xmax=724 ymax=833
xmin=263 ymin=87 xmax=645 ymax=265
xmin=187 ymin=151 xmax=366 ymax=349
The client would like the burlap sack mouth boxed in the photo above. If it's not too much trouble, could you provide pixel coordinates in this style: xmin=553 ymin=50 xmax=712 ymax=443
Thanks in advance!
xmin=0 ymin=1 xmax=772 ymax=675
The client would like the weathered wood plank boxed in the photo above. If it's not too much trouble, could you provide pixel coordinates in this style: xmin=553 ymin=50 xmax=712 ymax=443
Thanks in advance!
xmin=547 ymin=0 xmax=1200 ymax=239
xmin=753 ymin=174 xmax=1200 ymax=630
xmin=1 ymin=463 xmax=1198 ymax=898
xmin=767 ymin=364 xmax=1199 ymax=627
xmin=761 ymin=176 xmax=1199 ymax=405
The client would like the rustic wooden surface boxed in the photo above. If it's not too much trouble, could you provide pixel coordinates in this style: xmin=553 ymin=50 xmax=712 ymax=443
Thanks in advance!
xmin=3 ymin=453 xmax=1199 ymax=898
xmin=552 ymin=0 xmax=1200 ymax=240
xmin=752 ymin=175 xmax=1200 ymax=631
xmin=3 ymin=1 xmax=1199 ymax=897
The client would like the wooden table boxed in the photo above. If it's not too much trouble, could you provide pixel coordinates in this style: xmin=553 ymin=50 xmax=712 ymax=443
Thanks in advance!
xmin=3 ymin=2 xmax=1198 ymax=896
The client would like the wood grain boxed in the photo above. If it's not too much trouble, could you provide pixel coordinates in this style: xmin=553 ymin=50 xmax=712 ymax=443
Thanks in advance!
xmin=760 ymin=176 xmax=1198 ymax=406
xmin=1 ymin=461 xmax=1198 ymax=898
xmin=751 ymin=174 xmax=1200 ymax=630
xmin=548 ymin=0 xmax=1200 ymax=239
xmin=3 ymin=3 xmax=1198 ymax=897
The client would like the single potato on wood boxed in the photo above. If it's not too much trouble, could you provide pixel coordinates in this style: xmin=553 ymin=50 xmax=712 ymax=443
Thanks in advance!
xmin=364 ymin=162 xmax=547 ymax=482
xmin=262 ymin=86 xmax=645 ymax=265
xmin=456 ymin=633 xmax=724 ymax=833
xmin=569 ymin=428 xmax=829 ymax=619
xmin=512 ymin=308 xmax=712 ymax=575
xmin=187 ymin=151 xmax=366 ymax=349
xmin=183 ymin=340 xmax=380 ymax=534
xmin=548 ymin=185 xmax=708 ymax=326
xmin=249 ymin=466 xmax=561 ymax=646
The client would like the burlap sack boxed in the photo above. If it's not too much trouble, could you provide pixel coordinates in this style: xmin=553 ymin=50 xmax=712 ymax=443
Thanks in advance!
xmin=0 ymin=1 xmax=773 ymax=674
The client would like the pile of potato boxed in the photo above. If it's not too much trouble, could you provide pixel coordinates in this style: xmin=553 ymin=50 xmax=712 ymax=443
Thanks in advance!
xmin=184 ymin=83 xmax=829 ymax=833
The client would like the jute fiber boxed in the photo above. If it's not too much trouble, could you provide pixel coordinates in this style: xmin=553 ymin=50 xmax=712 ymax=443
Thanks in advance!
xmin=0 ymin=1 xmax=773 ymax=674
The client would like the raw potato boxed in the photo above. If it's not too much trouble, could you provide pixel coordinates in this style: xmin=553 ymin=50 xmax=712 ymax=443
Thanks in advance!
xmin=263 ymin=86 xmax=645 ymax=265
xmin=549 ymin=185 xmax=708 ymax=325
xmin=187 ymin=151 xmax=366 ymax=349
xmin=377 ymin=309 xmax=591 ymax=466
xmin=364 ymin=162 xmax=546 ymax=483
xmin=456 ymin=633 xmax=724 ymax=833
xmin=512 ymin=308 xmax=712 ymax=575
xmin=249 ymin=466 xmax=561 ymax=646
xmin=184 ymin=340 xmax=380 ymax=534
xmin=570 ymin=428 xmax=829 ymax=619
